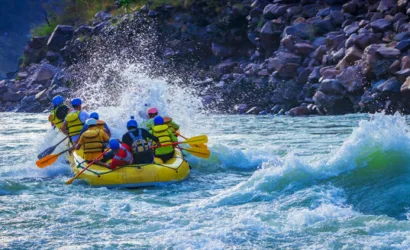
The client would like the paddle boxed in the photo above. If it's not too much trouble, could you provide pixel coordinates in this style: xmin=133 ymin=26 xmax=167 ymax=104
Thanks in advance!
xmin=177 ymin=133 xmax=207 ymax=148
xmin=37 ymin=136 xmax=68 ymax=159
xmin=36 ymin=148 xmax=72 ymax=168
xmin=150 ymin=135 xmax=208 ymax=148
xmin=65 ymin=148 xmax=110 ymax=185
xmin=179 ymin=146 xmax=210 ymax=159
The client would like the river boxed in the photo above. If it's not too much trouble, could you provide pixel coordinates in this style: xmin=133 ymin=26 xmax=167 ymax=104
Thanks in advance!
xmin=2 ymin=106 xmax=410 ymax=248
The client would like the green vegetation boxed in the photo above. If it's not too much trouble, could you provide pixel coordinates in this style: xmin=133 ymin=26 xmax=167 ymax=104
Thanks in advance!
xmin=31 ymin=0 xmax=223 ymax=36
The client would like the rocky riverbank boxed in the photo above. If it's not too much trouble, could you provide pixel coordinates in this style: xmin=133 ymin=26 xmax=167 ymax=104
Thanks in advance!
xmin=2 ymin=0 xmax=410 ymax=115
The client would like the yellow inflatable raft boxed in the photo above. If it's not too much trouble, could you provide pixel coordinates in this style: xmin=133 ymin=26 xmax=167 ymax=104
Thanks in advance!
xmin=66 ymin=148 xmax=190 ymax=188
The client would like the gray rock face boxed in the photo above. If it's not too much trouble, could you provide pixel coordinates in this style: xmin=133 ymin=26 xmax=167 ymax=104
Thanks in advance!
xmin=47 ymin=25 xmax=74 ymax=51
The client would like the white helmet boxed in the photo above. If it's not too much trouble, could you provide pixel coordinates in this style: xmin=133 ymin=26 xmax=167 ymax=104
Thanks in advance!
xmin=85 ymin=118 xmax=97 ymax=126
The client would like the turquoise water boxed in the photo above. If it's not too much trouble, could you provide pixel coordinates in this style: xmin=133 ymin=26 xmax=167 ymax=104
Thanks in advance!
xmin=2 ymin=111 xmax=410 ymax=249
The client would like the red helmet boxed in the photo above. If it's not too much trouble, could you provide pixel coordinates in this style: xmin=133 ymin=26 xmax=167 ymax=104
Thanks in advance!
xmin=147 ymin=107 xmax=158 ymax=115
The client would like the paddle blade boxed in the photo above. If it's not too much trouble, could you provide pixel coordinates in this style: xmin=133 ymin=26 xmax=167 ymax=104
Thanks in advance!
xmin=183 ymin=135 xmax=208 ymax=145
xmin=181 ymin=147 xmax=210 ymax=159
xmin=37 ymin=146 xmax=56 ymax=159
xmin=65 ymin=175 xmax=77 ymax=185
xmin=36 ymin=154 xmax=59 ymax=168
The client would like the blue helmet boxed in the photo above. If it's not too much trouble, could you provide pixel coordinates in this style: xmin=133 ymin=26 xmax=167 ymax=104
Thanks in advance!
xmin=90 ymin=112 xmax=99 ymax=120
xmin=109 ymin=139 xmax=120 ymax=150
xmin=154 ymin=116 xmax=164 ymax=125
xmin=127 ymin=116 xmax=138 ymax=128
xmin=71 ymin=98 xmax=82 ymax=106
xmin=52 ymin=95 xmax=64 ymax=106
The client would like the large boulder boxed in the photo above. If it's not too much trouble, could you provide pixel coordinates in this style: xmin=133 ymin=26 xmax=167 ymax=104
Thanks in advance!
xmin=260 ymin=20 xmax=283 ymax=52
xmin=283 ymin=23 xmax=315 ymax=40
xmin=361 ymin=44 xmax=396 ymax=78
xmin=336 ymin=66 xmax=365 ymax=93
xmin=313 ymin=90 xmax=353 ymax=114
xmin=353 ymin=32 xmax=381 ymax=49
xmin=400 ymin=76 xmax=410 ymax=92
xmin=33 ymin=64 xmax=60 ymax=84
xmin=377 ymin=77 xmax=402 ymax=92
xmin=370 ymin=19 xmax=392 ymax=32
xmin=263 ymin=4 xmax=288 ymax=19
xmin=319 ymin=79 xmax=346 ymax=96
xmin=47 ymin=25 xmax=74 ymax=51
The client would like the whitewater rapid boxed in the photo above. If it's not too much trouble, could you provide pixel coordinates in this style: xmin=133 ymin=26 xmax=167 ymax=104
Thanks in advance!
xmin=2 ymin=109 xmax=410 ymax=249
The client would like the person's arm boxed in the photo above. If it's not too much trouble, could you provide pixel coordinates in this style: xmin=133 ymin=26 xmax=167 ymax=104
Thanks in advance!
xmin=104 ymin=123 xmax=111 ymax=137
xmin=75 ymin=135 xmax=84 ymax=150
xmin=101 ymin=131 xmax=110 ymax=142
xmin=78 ymin=125 xmax=88 ymax=137
xmin=142 ymin=129 xmax=159 ymax=143
xmin=169 ymin=130 xmax=177 ymax=142
xmin=170 ymin=120 xmax=180 ymax=130
xmin=122 ymin=134 xmax=132 ymax=149
xmin=61 ymin=121 xmax=68 ymax=135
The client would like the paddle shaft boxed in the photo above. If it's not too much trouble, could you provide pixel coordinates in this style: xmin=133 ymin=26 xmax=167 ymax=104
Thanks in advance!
xmin=37 ymin=136 xmax=69 ymax=159
xmin=65 ymin=149 xmax=110 ymax=185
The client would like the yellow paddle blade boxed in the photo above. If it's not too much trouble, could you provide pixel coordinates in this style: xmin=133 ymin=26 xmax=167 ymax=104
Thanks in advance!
xmin=181 ymin=147 xmax=210 ymax=159
xmin=183 ymin=135 xmax=208 ymax=145
xmin=190 ymin=143 xmax=207 ymax=148
xmin=36 ymin=154 xmax=59 ymax=168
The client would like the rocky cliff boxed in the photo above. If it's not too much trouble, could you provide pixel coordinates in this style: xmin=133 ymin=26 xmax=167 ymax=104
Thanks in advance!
xmin=2 ymin=0 xmax=410 ymax=115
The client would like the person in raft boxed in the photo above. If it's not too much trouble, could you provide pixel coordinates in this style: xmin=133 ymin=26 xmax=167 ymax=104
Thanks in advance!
xmin=122 ymin=116 xmax=160 ymax=164
xmin=145 ymin=107 xmax=180 ymax=135
xmin=151 ymin=116 xmax=178 ymax=163
xmin=78 ymin=112 xmax=111 ymax=138
xmin=61 ymin=98 xmax=89 ymax=143
xmin=75 ymin=119 xmax=110 ymax=166
xmin=48 ymin=95 xmax=70 ymax=130
xmin=100 ymin=139 xmax=133 ymax=169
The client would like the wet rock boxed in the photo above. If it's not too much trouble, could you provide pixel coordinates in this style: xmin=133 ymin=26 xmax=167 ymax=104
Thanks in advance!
xmin=234 ymin=104 xmax=248 ymax=114
xmin=311 ymin=45 xmax=327 ymax=62
xmin=260 ymin=20 xmax=283 ymax=52
xmin=396 ymin=68 xmax=410 ymax=82
xmin=212 ymin=43 xmax=233 ymax=58
xmin=377 ymin=77 xmax=401 ymax=92
xmin=326 ymin=32 xmax=346 ymax=50
xmin=319 ymin=79 xmax=346 ymax=96
xmin=288 ymin=106 xmax=310 ymax=116
xmin=294 ymin=43 xmax=315 ymax=56
xmin=1 ymin=91 xmax=25 ymax=102
xmin=377 ymin=0 xmax=397 ymax=12
xmin=46 ymin=51 xmax=59 ymax=62
xmin=342 ymin=1 xmax=357 ymax=14
xmin=284 ymin=23 xmax=315 ymax=39
xmin=389 ymin=59 xmax=401 ymax=73
xmin=344 ymin=22 xmax=360 ymax=36
xmin=47 ymin=25 xmax=74 ymax=51
xmin=370 ymin=19 xmax=392 ymax=32
xmin=353 ymin=32 xmax=381 ymax=49
xmin=330 ymin=10 xmax=345 ymax=26
xmin=33 ymin=64 xmax=59 ymax=83
xmin=402 ymin=56 xmax=410 ymax=69
xmin=95 ymin=11 xmax=112 ymax=21
xmin=395 ymin=39 xmax=410 ymax=51
xmin=400 ymin=76 xmax=410 ymax=92
xmin=394 ymin=32 xmax=410 ymax=41
xmin=376 ymin=46 xmax=400 ymax=58
xmin=313 ymin=90 xmax=353 ymax=114
xmin=29 ymin=36 xmax=48 ymax=49
xmin=336 ymin=65 xmax=365 ymax=93
xmin=263 ymin=4 xmax=288 ymax=19
xmin=308 ymin=67 xmax=321 ymax=82
xmin=320 ymin=67 xmax=340 ymax=80
xmin=0 ymin=80 xmax=7 ymax=94
xmin=302 ymin=4 xmax=323 ymax=18
xmin=343 ymin=45 xmax=363 ymax=63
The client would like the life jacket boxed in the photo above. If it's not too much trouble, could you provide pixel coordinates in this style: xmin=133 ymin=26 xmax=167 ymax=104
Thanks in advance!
xmin=82 ymin=128 xmax=105 ymax=153
xmin=65 ymin=111 xmax=84 ymax=137
xmin=152 ymin=124 xmax=174 ymax=155
xmin=114 ymin=145 xmax=133 ymax=163
xmin=48 ymin=105 xmax=69 ymax=129
xmin=128 ymin=129 xmax=150 ymax=153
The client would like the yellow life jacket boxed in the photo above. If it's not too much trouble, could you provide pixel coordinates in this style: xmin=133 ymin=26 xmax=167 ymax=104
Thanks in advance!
xmin=152 ymin=124 xmax=174 ymax=155
xmin=82 ymin=129 xmax=105 ymax=153
xmin=65 ymin=111 xmax=84 ymax=137
xmin=48 ymin=108 xmax=63 ymax=129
